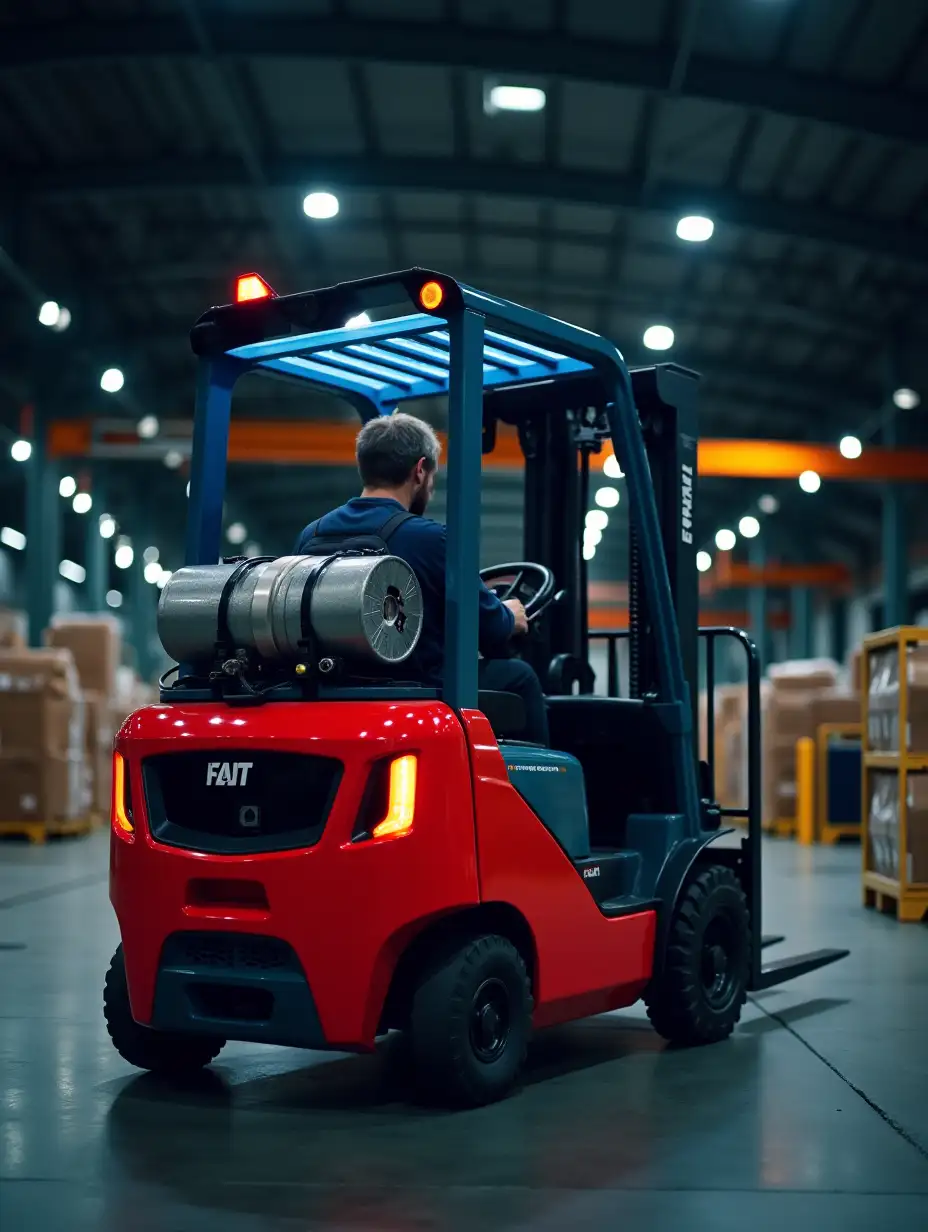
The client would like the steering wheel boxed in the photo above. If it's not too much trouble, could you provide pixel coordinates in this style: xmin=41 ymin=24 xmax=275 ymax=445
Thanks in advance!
xmin=480 ymin=561 xmax=557 ymax=622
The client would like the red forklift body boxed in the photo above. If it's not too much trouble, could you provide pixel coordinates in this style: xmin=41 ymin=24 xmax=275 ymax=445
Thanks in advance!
xmin=111 ymin=700 xmax=655 ymax=1051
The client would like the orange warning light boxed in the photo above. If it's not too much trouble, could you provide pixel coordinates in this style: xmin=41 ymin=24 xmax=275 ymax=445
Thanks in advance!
xmin=235 ymin=273 xmax=275 ymax=303
xmin=418 ymin=281 xmax=444 ymax=311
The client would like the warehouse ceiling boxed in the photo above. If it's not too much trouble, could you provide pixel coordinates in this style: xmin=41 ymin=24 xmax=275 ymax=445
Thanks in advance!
xmin=1 ymin=0 xmax=927 ymax=590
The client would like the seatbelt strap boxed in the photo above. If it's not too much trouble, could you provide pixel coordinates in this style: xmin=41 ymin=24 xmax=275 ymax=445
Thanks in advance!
xmin=377 ymin=509 xmax=415 ymax=543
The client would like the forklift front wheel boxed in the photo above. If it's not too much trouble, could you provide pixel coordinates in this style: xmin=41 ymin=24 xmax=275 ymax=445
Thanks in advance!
xmin=645 ymin=865 xmax=750 ymax=1046
xmin=104 ymin=945 xmax=226 ymax=1076
xmin=410 ymin=934 xmax=533 ymax=1107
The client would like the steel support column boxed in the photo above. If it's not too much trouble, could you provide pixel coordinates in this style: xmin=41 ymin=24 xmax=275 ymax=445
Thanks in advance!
xmin=882 ymin=415 xmax=908 ymax=628
xmin=25 ymin=407 xmax=59 ymax=646
xmin=830 ymin=596 xmax=847 ymax=664
xmin=791 ymin=586 xmax=813 ymax=660
xmin=84 ymin=470 xmax=107 ymax=612
xmin=748 ymin=542 xmax=767 ymax=670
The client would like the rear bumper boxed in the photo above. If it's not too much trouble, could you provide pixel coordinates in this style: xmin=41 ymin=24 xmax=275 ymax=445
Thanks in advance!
xmin=151 ymin=932 xmax=326 ymax=1049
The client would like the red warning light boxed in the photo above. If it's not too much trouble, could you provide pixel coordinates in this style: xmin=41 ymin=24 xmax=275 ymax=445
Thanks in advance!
xmin=235 ymin=273 xmax=276 ymax=303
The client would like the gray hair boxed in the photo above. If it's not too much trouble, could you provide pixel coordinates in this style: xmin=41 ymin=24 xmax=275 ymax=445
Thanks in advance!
xmin=355 ymin=413 xmax=441 ymax=486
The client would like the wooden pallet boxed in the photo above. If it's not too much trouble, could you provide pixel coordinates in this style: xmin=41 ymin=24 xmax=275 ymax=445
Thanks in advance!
xmin=763 ymin=817 xmax=796 ymax=838
xmin=0 ymin=815 xmax=104 ymax=845
xmin=819 ymin=823 xmax=861 ymax=846
xmin=863 ymin=872 xmax=928 ymax=923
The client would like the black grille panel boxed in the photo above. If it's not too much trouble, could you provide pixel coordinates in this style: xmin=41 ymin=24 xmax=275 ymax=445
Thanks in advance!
xmin=161 ymin=932 xmax=301 ymax=973
xmin=142 ymin=750 xmax=342 ymax=853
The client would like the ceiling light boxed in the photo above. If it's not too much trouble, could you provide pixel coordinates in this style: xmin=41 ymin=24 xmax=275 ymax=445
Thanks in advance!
xmin=156 ymin=569 xmax=172 ymax=590
xmin=59 ymin=559 xmax=86 ymax=584
xmin=582 ymin=543 xmax=596 ymax=561
xmin=585 ymin=509 xmax=609 ymax=532
xmin=38 ymin=300 xmax=70 ymax=329
xmin=715 ymin=528 xmax=736 ymax=551
xmin=163 ymin=449 xmax=183 ymax=469
xmin=486 ymin=84 xmax=546 ymax=113
xmin=226 ymin=522 xmax=248 ymax=545
xmin=137 ymin=415 xmax=159 ymax=439
xmin=143 ymin=546 xmax=160 ymax=564
xmin=893 ymin=387 xmax=920 ymax=410
xmin=738 ymin=515 xmax=760 ymax=539
xmin=799 ymin=469 xmax=821 ymax=493
xmin=72 ymin=492 xmax=92 ymax=514
xmin=143 ymin=561 xmax=161 ymax=584
xmin=186 ymin=482 xmax=191 ymax=497
xmin=10 ymin=439 xmax=32 ymax=462
xmin=696 ymin=550 xmax=712 ymax=573
xmin=303 ymin=191 xmax=339 ymax=220
xmin=676 ymin=215 xmax=714 ymax=243
xmin=0 ymin=527 xmax=26 ymax=550
xmin=114 ymin=544 xmax=134 ymax=570
xmin=244 ymin=541 xmax=262 ymax=558
xmin=595 ymin=486 xmax=620 ymax=509
xmin=583 ymin=527 xmax=603 ymax=548
xmin=758 ymin=494 xmax=779 ymax=515
xmin=346 ymin=312 xmax=371 ymax=329
xmin=603 ymin=453 xmax=623 ymax=479
xmin=643 ymin=324 xmax=674 ymax=351
xmin=100 ymin=367 xmax=124 ymax=394
xmin=839 ymin=435 xmax=862 ymax=459
xmin=99 ymin=514 xmax=116 ymax=539
xmin=58 ymin=475 xmax=77 ymax=498
xmin=105 ymin=589 xmax=123 ymax=609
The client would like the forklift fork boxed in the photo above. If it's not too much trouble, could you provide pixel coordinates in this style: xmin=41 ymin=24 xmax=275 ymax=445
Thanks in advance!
xmin=701 ymin=627 xmax=849 ymax=991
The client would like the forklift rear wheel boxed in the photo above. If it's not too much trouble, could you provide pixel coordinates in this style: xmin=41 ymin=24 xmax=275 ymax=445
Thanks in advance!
xmin=104 ymin=946 xmax=226 ymax=1075
xmin=410 ymin=934 xmax=533 ymax=1107
xmin=645 ymin=864 xmax=749 ymax=1046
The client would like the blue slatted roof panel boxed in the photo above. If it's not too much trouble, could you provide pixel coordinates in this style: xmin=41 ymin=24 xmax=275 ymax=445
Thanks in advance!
xmin=227 ymin=312 xmax=594 ymax=412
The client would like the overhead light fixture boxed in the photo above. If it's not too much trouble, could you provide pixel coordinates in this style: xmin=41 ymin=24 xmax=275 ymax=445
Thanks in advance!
xmin=38 ymin=300 xmax=70 ymax=330
xmin=59 ymin=559 xmax=86 ymax=584
xmin=163 ymin=449 xmax=183 ymax=470
xmin=105 ymin=589 xmax=123 ymax=609
xmin=758 ymin=494 xmax=779 ymax=515
xmin=100 ymin=367 xmax=125 ymax=394
xmin=143 ymin=561 xmax=161 ymax=584
xmin=585 ymin=509 xmax=609 ymax=532
xmin=583 ymin=527 xmax=603 ymax=548
xmin=839 ymin=434 xmax=862 ymax=459
xmin=72 ymin=492 xmax=92 ymax=515
xmin=485 ymin=84 xmax=546 ymax=113
xmin=893 ymin=387 xmax=920 ymax=410
xmin=594 ymin=486 xmax=620 ymax=509
xmin=643 ymin=324 xmax=674 ymax=351
xmin=798 ymin=469 xmax=821 ymax=493
xmin=244 ymin=541 xmax=263 ymax=558
xmin=58 ymin=475 xmax=77 ymax=499
xmin=10 ymin=439 xmax=32 ymax=462
xmin=696 ymin=550 xmax=712 ymax=573
xmin=137 ymin=415 xmax=159 ymax=439
xmin=738 ymin=515 xmax=760 ymax=539
xmin=99 ymin=514 xmax=116 ymax=539
xmin=582 ymin=543 xmax=596 ymax=561
xmin=226 ymin=522 xmax=248 ymax=545
xmin=603 ymin=453 xmax=623 ymax=479
xmin=676 ymin=215 xmax=714 ymax=243
xmin=0 ymin=527 xmax=26 ymax=550
xmin=114 ymin=544 xmax=134 ymax=570
xmin=715 ymin=528 xmax=736 ymax=551
xmin=346 ymin=312 xmax=372 ymax=329
xmin=303 ymin=191 xmax=339 ymax=220
xmin=156 ymin=569 xmax=172 ymax=590
xmin=142 ymin=546 xmax=160 ymax=565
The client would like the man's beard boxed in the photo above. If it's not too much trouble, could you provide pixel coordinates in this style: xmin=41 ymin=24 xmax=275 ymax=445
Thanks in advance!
xmin=409 ymin=485 xmax=429 ymax=516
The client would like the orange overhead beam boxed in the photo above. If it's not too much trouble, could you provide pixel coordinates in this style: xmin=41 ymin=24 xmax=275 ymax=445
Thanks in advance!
xmin=46 ymin=419 xmax=928 ymax=481
xmin=588 ymin=607 xmax=789 ymax=631
xmin=713 ymin=560 xmax=851 ymax=588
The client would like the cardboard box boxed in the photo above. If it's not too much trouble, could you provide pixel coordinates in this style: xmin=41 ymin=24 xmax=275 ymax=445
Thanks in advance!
xmin=0 ymin=753 xmax=88 ymax=822
xmin=0 ymin=608 xmax=26 ymax=650
xmin=45 ymin=617 xmax=121 ymax=696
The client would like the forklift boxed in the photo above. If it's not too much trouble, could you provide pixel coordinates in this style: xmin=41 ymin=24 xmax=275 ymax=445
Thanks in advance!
xmin=103 ymin=270 xmax=848 ymax=1107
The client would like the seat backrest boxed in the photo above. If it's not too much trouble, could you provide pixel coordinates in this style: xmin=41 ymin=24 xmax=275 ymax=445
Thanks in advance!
xmin=478 ymin=690 xmax=526 ymax=739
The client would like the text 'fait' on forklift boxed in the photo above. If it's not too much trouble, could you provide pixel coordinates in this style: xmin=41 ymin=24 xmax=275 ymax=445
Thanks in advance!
xmin=103 ymin=268 xmax=848 ymax=1107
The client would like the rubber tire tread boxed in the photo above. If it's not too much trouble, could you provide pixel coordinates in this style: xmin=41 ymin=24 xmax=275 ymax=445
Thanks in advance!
xmin=645 ymin=864 xmax=750 ymax=1046
xmin=410 ymin=933 xmax=532 ymax=1108
xmin=104 ymin=945 xmax=225 ymax=1074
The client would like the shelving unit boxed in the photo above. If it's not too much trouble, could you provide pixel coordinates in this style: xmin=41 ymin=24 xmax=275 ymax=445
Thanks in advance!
xmin=861 ymin=627 xmax=928 ymax=923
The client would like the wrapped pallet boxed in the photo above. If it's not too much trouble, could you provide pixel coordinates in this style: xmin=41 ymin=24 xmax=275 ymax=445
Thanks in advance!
xmin=867 ymin=770 xmax=928 ymax=885
xmin=0 ymin=648 xmax=89 ymax=824
xmin=866 ymin=642 xmax=928 ymax=753
xmin=45 ymin=614 xmax=122 ymax=698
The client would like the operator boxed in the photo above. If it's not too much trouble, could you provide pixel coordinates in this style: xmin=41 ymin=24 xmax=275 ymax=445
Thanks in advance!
xmin=294 ymin=412 xmax=550 ymax=746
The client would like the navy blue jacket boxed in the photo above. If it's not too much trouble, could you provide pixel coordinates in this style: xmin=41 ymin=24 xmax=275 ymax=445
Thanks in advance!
xmin=294 ymin=497 xmax=514 ymax=684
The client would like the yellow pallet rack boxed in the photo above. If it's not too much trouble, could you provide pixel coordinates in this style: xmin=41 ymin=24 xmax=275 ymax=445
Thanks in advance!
xmin=815 ymin=722 xmax=862 ymax=845
xmin=861 ymin=626 xmax=928 ymax=923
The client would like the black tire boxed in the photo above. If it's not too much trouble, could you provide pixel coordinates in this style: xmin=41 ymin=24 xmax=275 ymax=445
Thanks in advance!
xmin=645 ymin=864 xmax=750 ymax=1046
xmin=104 ymin=945 xmax=225 ymax=1075
xmin=409 ymin=934 xmax=533 ymax=1107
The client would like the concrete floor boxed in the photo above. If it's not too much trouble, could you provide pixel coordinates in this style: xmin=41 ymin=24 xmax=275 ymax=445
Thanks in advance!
xmin=1 ymin=832 xmax=926 ymax=1231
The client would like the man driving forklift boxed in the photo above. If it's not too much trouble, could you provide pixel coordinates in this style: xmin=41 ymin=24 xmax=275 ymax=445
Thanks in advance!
xmin=294 ymin=412 xmax=550 ymax=745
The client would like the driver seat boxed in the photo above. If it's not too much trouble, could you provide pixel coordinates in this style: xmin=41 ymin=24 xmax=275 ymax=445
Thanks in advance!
xmin=478 ymin=690 xmax=532 ymax=742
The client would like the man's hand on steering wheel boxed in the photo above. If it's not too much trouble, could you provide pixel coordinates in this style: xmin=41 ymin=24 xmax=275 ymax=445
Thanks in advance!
xmin=503 ymin=598 xmax=529 ymax=636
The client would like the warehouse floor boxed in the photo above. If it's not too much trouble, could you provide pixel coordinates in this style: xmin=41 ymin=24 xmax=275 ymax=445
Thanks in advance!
xmin=1 ymin=832 xmax=926 ymax=1231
